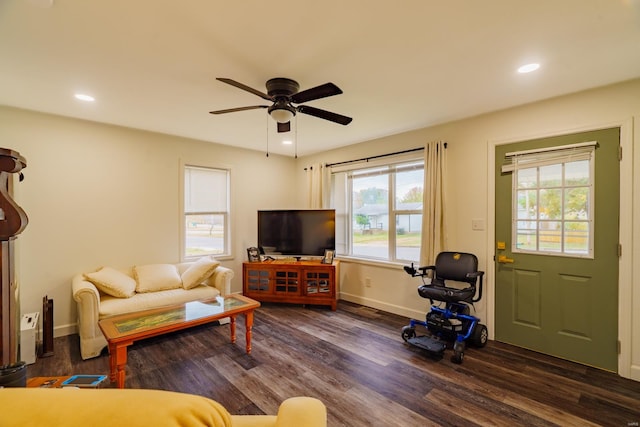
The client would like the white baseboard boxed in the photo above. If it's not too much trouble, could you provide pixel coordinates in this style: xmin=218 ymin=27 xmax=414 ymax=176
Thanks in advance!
xmin=629 ymin=365 xmax=640 ymax=382
xmin=53 ymin=323 xmax=77 ymax=338
xmin=35 ymin=323 xmax=77 ymax=339
xmin=339 ymin=292 xmax=425 ymax=320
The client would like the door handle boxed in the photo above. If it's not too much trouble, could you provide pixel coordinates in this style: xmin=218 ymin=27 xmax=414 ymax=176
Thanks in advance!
xmin=497 ymin=255 xmax=514 ymax=264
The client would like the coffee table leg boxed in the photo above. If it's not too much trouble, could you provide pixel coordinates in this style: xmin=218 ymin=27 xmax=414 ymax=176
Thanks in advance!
xmin=108 ymin=343 xmax=129 ymax=389
xmin=229 ymin=315 xmax=236 ymax=343
xmin=108 ymin=343 xmax=118 ymax=383
xmin=245 ymin=310 xmax=254 ymax=354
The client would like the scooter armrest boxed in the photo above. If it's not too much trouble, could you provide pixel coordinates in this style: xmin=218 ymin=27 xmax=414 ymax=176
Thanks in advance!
xmin=466 ymin=271 xmax=484 ymax=279
xmin=470 ymin=271 xmax=485 ymax=303
xmin=404 ymin=264 xmax=435 ymax=277
xmin=419 ymin=265 xmax=435 ymax=275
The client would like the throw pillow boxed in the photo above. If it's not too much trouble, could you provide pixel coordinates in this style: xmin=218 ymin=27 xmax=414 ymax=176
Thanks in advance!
xmin=134 ymin=264 xmax=182 ymax=293
xmin=85 ymin=267 xmax=136 ymax=298
xmin=181 ymin=256 xmax=221 ymax=290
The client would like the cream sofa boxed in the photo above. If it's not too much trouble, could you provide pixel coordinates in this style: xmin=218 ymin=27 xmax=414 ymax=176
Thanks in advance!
xmin=72 ymin=258 xmax=234 ymax=360
xmin=0 ymin=388 xmax=327 ymax=427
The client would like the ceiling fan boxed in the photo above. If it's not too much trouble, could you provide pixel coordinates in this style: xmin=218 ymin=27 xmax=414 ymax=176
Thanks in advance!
xmin=209 ymin=77 xmax=352 ymax=133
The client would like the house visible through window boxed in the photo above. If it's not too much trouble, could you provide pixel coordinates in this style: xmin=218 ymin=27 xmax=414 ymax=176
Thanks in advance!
xmin=183 ymin=165 xmax=230 ymax=258
xmin=332 ymin=159 xmax=424 ymax=262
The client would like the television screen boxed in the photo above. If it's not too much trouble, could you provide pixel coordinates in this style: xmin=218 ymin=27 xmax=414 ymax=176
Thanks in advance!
xmin=258 ymin=209 xmax=335 ymax=257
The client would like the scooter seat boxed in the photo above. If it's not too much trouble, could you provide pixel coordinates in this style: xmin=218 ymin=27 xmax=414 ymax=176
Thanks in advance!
xmin=418 ymin=284 xmax=476 ymax=303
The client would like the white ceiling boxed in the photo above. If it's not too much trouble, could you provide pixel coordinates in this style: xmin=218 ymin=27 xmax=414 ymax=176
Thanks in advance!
xmin=1 ymin=1 xmax=639 ymax=157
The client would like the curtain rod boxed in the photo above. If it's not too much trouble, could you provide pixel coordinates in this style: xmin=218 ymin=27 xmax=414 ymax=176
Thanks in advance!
xmin=304 ymin=143 xmax=447 ymax=171
xmin=326 ymin=145 xmax=445 ymax=168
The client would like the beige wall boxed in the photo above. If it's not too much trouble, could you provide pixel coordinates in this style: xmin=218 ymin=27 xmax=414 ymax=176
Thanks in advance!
xmin=0 ymin=106 xmax=296 ymax=337
xmin=296 ymin=78 xmax=640 ymax=380
xmin=1 ymin=78 xmax=638 ymax=380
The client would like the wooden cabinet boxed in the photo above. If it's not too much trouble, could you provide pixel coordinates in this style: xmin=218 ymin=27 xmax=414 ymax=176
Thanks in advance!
xmin=243 ymin=260 xmax=339 ymax=310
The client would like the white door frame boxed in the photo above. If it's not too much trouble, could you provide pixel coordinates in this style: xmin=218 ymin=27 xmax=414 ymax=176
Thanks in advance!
xmin=486 ymin=117 xmax=636 ymax=380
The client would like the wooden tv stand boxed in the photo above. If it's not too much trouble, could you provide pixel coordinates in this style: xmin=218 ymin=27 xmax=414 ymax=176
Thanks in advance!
xmin=242 ymin=260 xmax=339 ymax=310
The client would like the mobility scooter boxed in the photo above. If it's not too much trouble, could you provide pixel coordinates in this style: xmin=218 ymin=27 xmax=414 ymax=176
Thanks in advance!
xmin=401 ymin=251 xmax=488 ymax=364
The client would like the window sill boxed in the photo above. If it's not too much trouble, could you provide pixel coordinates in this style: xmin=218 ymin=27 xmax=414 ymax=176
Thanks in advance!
xmin=183 ymin=254 xmax=233 ymax=262
xmin=336 ymin=255 xmax=408 ymax=270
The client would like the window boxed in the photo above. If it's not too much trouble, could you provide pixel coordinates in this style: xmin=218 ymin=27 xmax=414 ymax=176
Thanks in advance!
xmin=332 ymin=159 xmax=424 ymax=262
xmin=183 ymin=165 xmax=230 ymax=258
xmin=504 ymin=142 xmax=595 ymax=257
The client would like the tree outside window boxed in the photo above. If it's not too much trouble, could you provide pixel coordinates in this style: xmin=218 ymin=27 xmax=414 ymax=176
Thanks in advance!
xmin=515 ymin=159 xmax=591 ymax=255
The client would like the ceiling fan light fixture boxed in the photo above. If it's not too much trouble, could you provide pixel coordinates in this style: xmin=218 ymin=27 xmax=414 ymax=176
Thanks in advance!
xmin=269 ymin=108 xmax=294 ymax=123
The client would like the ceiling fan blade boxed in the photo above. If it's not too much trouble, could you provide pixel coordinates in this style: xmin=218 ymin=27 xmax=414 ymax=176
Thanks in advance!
xmin=290 ymin=82 xmax=342 ymax=104
xmin=277 ymin=122 xmax=291 ymax=133
xmin=296 ymin=105 xmax=352 ymax=125
xmin=216 ymin=78 xmax=271 ymax=101
xmin=209 ymin=105 xmax=268 ymax=114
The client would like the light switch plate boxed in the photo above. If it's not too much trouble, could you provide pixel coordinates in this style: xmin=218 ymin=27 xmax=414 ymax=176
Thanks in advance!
xmin=472 ymin=218 xmax=485 ymax=231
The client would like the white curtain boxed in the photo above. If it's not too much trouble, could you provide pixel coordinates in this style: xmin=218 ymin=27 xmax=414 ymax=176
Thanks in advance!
xmin=306 ymin=163 xmax=329 ymax=208
xmin=420 ymin=140 xmax=448 ymax=266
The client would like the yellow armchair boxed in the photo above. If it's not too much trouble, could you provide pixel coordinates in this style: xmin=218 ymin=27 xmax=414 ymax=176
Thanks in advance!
xmin=0 ymin=388 xmax=326 ymax=427
xmin=231 ymin=396 xmax=327 ymax=427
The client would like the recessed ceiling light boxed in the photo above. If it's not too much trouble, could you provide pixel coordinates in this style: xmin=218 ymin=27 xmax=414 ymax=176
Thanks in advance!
xmin=74 ymin=93 xmax=95 ymax=102
xmin=282 ymin=140 xmax=293 ymax=145
xmin=517 ymin=63 xmax=540 ymax=74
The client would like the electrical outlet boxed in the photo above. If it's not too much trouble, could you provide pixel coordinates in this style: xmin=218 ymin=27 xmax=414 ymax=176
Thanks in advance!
xmin=365 ymin=277 xmax=371 ymax=287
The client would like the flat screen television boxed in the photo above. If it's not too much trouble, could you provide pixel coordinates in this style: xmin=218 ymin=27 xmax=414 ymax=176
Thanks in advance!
xmin=258 ymin=209 xmax=335 ymax=257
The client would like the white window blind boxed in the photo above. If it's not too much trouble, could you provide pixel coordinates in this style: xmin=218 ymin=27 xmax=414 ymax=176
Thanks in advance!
xmin=501 ymin=141 xmax=597 ymax=173
xmin=184 ymin=166 xmax=228 ymax=213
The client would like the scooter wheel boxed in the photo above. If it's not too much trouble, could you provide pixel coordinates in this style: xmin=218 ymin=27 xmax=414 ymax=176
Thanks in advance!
xmin=401 ymin=326 xmax=416 ymax=342
xmin=451 ymin=350 xmax=464 ymax=364
xmin=471 ymin=324 xmax=488 ymax=348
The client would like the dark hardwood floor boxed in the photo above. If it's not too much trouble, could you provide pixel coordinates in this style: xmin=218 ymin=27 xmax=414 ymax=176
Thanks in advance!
xmin=28 ymin=301 xmax=640 ymax=426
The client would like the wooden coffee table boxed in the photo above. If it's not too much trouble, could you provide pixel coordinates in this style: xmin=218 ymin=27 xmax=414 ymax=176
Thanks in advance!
xmin=98 ymin=294 xmax=260 ymax=388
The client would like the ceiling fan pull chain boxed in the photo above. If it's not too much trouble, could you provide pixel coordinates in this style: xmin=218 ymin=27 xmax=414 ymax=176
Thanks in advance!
xmin=294 ymin=116 xmax=298 ymax=159
xmin=265 ymin=114 xmax=269 ymax=157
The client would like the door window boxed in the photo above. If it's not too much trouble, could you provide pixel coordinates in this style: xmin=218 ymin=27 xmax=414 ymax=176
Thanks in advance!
xmin=505 ymin=143 xmax=595 ymax=258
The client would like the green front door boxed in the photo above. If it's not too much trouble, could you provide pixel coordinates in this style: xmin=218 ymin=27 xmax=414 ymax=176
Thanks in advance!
xmin=495 ymin=128 xmax=620 ymax=371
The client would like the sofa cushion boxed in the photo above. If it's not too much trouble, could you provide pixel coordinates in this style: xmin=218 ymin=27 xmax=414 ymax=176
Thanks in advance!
xmin=99 ymin=285 xmax=220 ymax=318
xmin=181 ymin=256 xmax=221 ymax=290
xmin=134 ymin=264 xmax=182 ymax=293
xmin=84 ymin=267 xmax=136 ymax=298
